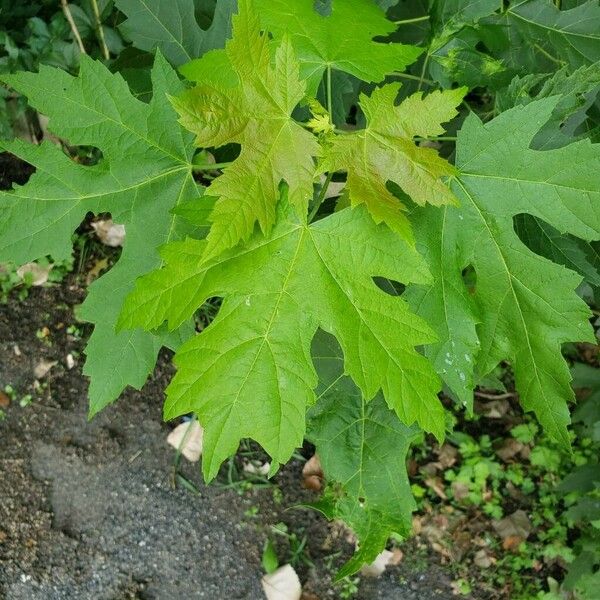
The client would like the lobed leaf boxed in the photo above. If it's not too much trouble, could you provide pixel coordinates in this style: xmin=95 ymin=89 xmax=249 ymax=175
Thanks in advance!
xmin=116 ymin=0 xmax=237 ymax=66
xmin=172 ymin=0 xmax=320 ymax=263
xmin=0 ymin=53 xmax=200 ymax=414
xmin=408 ymin=98 xmax=599 ymax=443
xmin=308 ymin=331 xmax=419 ymax=578
xmin=120 ymin=201 xmax=444 ymax=480
xmin=254 ymin=0 xmax=422 ymax=94
xmin=319 ymin=83 xmax=465 ymax=242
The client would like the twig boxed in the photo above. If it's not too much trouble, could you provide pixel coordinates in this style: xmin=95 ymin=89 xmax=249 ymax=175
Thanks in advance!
xmin=417 ymin=53 xmax=430 ymax=92
xmin=392 ymin=72 xmax=435 ymax=86
xmin=394 ymin=15 xmax=429 ymax=26
xmin=90 ymin=0 xmax=110 ymax=60
xmin=474 ymin=391 xmax=516 ymax=400
xmin=60 ymin=0 xmax=87 ymax=55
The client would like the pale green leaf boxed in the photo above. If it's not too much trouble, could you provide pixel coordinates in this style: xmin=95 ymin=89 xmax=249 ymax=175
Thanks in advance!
xmin=172 ymin=0 xmax=320 ymax=262
xmin=308 ymin=330 xmax=419 ymax=578
xmin=120 ymin=201 xmax=444 ymax=480
xmin=0 ymin=53 xmax=200 ymax=415
xmin=254 ymin=0 xmax=422 ymax=94
xmin=116 ymin=0 xmax=236 ymax=66
xmin=319 ymin=83 xmax=465 ymax=242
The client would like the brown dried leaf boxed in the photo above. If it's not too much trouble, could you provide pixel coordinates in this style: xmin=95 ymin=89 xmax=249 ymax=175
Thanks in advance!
xmin=0 ymin=390 xmax=10 ymax=408
xmin=493 ymin=510 xmax=531 ymax=541
xmin=496 ymin=438 xmax=525 ymax=462
xmin=17 ymin=262 xmax=51 ymax=286
xmin=473 ymin=549 xmax=495 ymax=568
xmin=302 ymin=454 xmax=323 ymax=491
xmin=425 ymin=476 xmax=447 ymax=499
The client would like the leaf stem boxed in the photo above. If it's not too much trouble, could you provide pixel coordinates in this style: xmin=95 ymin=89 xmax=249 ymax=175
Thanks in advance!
xmin=417 ymin=53 xmax=430 ymax=92
xmin=394 ymin=15 xmax=429 ymax=25
xmin=192 ymin=161 xmax=233 ymax=171
xmin=326 ymin=65 xmax=333 ymax=118
xmin=90 ymin=0 xmax=110 ymax=60
xmin=308 ymin=173 xmax=333 ymax=222
xmin=533 ymin=43 xmax=565 ymax=66
xmin=60 ymin=0 xmax=86 ymax=54
xmin=392 ymin=72 xmax=435 ymax=86
xmin=416 ymin=136 xmax=457 ymax=142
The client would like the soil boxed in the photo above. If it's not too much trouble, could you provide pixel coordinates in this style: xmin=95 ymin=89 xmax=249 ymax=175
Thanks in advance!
xmin=0 ymin=153 xmax=459 ymax=599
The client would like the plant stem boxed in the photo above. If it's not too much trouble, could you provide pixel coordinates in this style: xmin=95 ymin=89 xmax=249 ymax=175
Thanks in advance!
xmin=474 ymin=391 xmax=516 ymax=400
xmin=192 ymin=161 xmax=233 ymax=171
xmin=90 ymin=0 xmax=110 ymax=60
xmin=308 ymin=173 xmax=333 ymax=222
xmin=326 ymin=64 xmax=333 ymax=118
xmin=392 ymin=72 xmax=435 ymax=86
xmin=394 ymin=15 xmax=429 ymax=25
xmin=60 ymin=0 xmax=86 ymax=54
xmin=416 ymin=136 xmax=457 ymax=142
xmin=417 ymin=53 xmax=430 ymax=92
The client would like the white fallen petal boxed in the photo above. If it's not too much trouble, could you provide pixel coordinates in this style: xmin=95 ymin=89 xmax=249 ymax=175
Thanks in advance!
xmin=33 ymin=359 xmax=57 ymax=379
xmin=17 ymin=262 xmax=52 ymax=286
xmin=361 ymin=549 xmax=394 ymax=577
xmin=92 ymin=219 xmax=126 ymax=247
xmin=166 ymin=420 xmax=204 ymax=462
xmin=66 ymin=353 xmax=76 ymax=370
xmin=261 ymin=564 xmax=302 ymax=600
xmin=243 ymin=460 xmax=271 ymax=476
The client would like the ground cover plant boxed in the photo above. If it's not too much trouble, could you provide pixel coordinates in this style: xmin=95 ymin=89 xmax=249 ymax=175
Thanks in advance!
xmin=1 ymin=0 xmax=599 ymax=596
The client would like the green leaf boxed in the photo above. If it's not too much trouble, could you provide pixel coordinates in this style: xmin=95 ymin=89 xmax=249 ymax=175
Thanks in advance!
xmin=408 ymin=98 xmax=599 ymax=445
xmin=0 ymin=53 xmax=200 ymax=414
xmin=172 ymin=0 xmax=320 ymax=262
xmin=116 ymin=0 xmax=236 ymax=66
xmin=319 ymin=83 xmax=465 ymax=242
xmin=497 ymin=63 xmax=600 ymax=150
xmin=515 ymin=214 xmax=600 ymax=288
xmin=506 ymin=0 xmax=600 ymax=71
xmin=255 ymin=0 xmax=422 ymax=94
xmin=119 ymin=201 xmax=444 ymax=480
xmin=307 ymin=330 xmax=419 ymax=578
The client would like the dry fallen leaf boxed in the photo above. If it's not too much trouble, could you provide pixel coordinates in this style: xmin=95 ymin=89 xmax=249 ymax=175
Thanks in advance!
xmin=166 ymin=420 xmax=204 ymax=462
xmin=33 ymin=359 xmax=57 ymax=379
xmin=261 ymin=564 xmax=302 ymax=600
xmin=424 ymin=476 xmax=447 ymax=499
xmin=473 ymin=549 xmax=495 ymax=568
xmin=493 ymin=510 xmax=532 ymax=543
xmin=361 ymin=549 xmax=394 ymax=577
xmin=0 ymin=390 xmax=10 ymax=409
xmin=302 ymin=454 xmax=323 ymax=491
xmin=92 ymin=219 xmax=126 ymax=247
xmin=476 ymin=399 xmax=510 ymax=418
xmin=495 ymin=438 xmax=525 ymax=462
xmin=437 ymin=443 xmax=458 ymax=468
xmin=451 ymin=481 xmax=470 ymax=502
xmin=17 ymin=262 xmax=52 ymax=286
xmin=502 ymin=535 xmax=524 ymax=552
